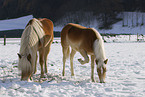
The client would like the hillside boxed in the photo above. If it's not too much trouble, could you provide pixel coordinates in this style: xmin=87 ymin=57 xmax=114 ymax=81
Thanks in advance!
xmin=0 ymin=11 xmax=145 ymax=38
xmin=0 ymin=15 xmax=33 ymax=31
xmin=0 ymin=0 xmax=137 ymax=29
xmin=100 ymin=12 xmax=145 ymax=35
xmin=1 ymin=0 xmax=145 ymax=30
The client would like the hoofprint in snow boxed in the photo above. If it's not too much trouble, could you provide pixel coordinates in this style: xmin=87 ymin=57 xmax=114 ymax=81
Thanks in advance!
xmin=0 ymin=37 xmax=145 ymax=97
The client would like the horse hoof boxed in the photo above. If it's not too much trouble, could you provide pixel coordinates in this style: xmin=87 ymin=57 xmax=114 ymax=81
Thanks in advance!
xmin=33 ymin=71 xmax=37 ymax=74
xmin=78 ymin=58 xmax=82 ymax=61
xmin=92 ymin=79 xmax=95 ymax=82
xmin=100 ymin=81 xmax=105 ymax=83
xmin=62 ymin=72 xmax=65 ymax=76
xmin=78 ymin=59 xmax=84 ymax=65
xmin=40 ymin=74 xmax=46 ymax=78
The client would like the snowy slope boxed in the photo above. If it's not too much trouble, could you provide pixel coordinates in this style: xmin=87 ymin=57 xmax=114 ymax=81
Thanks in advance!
xmin=1 ymin=12 xmax=145 ymax=34
xmin=0 ymin=15 xmax=33 ymax=31
xmin=0 ymin=15 xmax=63 ymax=33
xmin=56 ymin=12 xmax=145 ymax=34
xmin=101 ymin=20 xmax=145 ymax=35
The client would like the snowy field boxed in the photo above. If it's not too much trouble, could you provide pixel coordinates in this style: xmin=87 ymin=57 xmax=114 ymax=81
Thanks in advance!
xmin=0 ymin=37 xmax=145 ymax=97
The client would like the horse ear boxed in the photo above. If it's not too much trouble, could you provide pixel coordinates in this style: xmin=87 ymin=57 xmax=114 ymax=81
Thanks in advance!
xmin=17 ymin=53 xmax=21 ymax=59
xmin=95 ymin=60 xmax=98 ymax=64
xmin=104 ymin=59 xmax=108 ymax=64
xmin=27 ymin=54 xmax=31 ymax=62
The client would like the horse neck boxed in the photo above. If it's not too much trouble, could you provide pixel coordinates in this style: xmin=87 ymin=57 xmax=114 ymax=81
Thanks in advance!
xmin=93 ymin=39 xmax=106 ymax=61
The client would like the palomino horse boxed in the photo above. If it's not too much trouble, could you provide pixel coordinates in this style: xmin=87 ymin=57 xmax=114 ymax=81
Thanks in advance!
xmin=18 ymin=18 xmax=53 ymax=81
xmin=61 ymin=23 xmax=108 ymax=83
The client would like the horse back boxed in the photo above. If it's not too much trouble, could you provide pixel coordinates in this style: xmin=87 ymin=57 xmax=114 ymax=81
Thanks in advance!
xmin=64 ymin=23 xmax=98 ymax=43
xmin=67 ymin=23 xmax=87 ymax=29
xmin=38 ymin=18 xmax=53 ymax=36
xmin=61 ymin=23 xmax=88 ymax=42
xmin=61 ymin=23 xmax=100 ymax=54
xmin=69 ymin=27 xmax=98 ymax=52
xmin=26 ymin=18 xmax=53 ymax=37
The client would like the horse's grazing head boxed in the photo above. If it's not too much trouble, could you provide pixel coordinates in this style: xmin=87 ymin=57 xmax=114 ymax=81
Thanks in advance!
xmin=18 ymin=53 xmax=32 ymax=81
xmin=96 ymin=59 xmax=108 ymax=83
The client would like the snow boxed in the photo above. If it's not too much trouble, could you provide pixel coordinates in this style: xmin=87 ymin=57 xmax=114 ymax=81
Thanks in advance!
xmin=0 ymin=15 xmax=33 ymax=31
xmin=1 ymin=12 xmax=145 ymax=34
xmin=104 ymin=35 xmax=145 ymax=43
xmin=0 ymin=15 xmax=64 ymax=32
xmin=0 ymin=37 xmax=145 ymax=97
xmin=101 ymin=21 xmax=145 ymax=35
xmin=101 ymin=12 xmax=145 ymax=34
xmin=55 ymin=12 xmax=145 ymax=34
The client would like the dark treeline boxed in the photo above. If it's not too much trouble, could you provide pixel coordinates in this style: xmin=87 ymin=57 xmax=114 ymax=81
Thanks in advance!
xmin=0 ymin=0 xmax=145 ymax=29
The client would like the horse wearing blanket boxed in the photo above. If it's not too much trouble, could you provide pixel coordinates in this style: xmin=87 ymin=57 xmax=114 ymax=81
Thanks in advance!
xmin=61 ymin=23 xmax=108 ymax=83
xmin=18 ymin=18 xmax=53 ymax=81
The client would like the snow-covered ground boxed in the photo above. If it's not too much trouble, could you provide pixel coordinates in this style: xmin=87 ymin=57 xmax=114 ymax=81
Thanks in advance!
xmin=0 ymin=37 xmax=145 ymax=97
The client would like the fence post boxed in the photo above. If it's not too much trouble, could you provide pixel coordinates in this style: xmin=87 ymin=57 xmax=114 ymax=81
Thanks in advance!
xmin=4 ymin=35 xmax=6 ymax=45
xmin=137 ymin=33 xmax=139 ymax=41
xmin=129 ymin=34 xmax=131 ymax=41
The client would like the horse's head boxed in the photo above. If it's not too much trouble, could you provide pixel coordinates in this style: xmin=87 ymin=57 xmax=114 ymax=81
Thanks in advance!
xmin=96 ymin=59 xmax=108 ymax=83
xmin=18 ymin=53 xmax=33 ymax=81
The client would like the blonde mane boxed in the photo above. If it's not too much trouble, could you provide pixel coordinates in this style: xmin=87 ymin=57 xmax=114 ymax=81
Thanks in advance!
xmin=92 ymin=28 xmax=106 ymax=60
xmin=20 ymin=18 xmax=45 ymax=54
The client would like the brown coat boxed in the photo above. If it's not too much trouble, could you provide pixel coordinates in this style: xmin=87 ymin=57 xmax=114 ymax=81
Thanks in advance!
xmin=61 ymin=23 xmax=100 ymax=55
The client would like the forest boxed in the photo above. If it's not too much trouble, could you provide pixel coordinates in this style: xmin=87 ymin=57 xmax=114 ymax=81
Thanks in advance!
xmin=0 ymin=0 xmax=145 ymax=29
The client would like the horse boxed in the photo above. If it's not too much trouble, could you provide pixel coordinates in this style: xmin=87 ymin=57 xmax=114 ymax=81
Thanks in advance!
xmin=18 ymin=18 xmax=54 ymax=81
xmin=61 ymin=23 xmax=108 ymax=83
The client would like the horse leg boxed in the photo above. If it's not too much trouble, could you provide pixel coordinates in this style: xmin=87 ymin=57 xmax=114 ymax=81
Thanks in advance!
xmin=78 ymin=49 xmax=89 ymax=65
xmin=91 ymin=55 xmax=95 ymax=82
xmin=70 ymin=49 xmax=76 ymax=76
xmin=44 ymin=44 xmax=51 ymax=73
xmin=33 ymin=53 xmax=38 ymax=74
xmin=62 ymin=46 xmax=69 ymax=76
xmin=39 ymin=49 xmax=45 ymax=78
